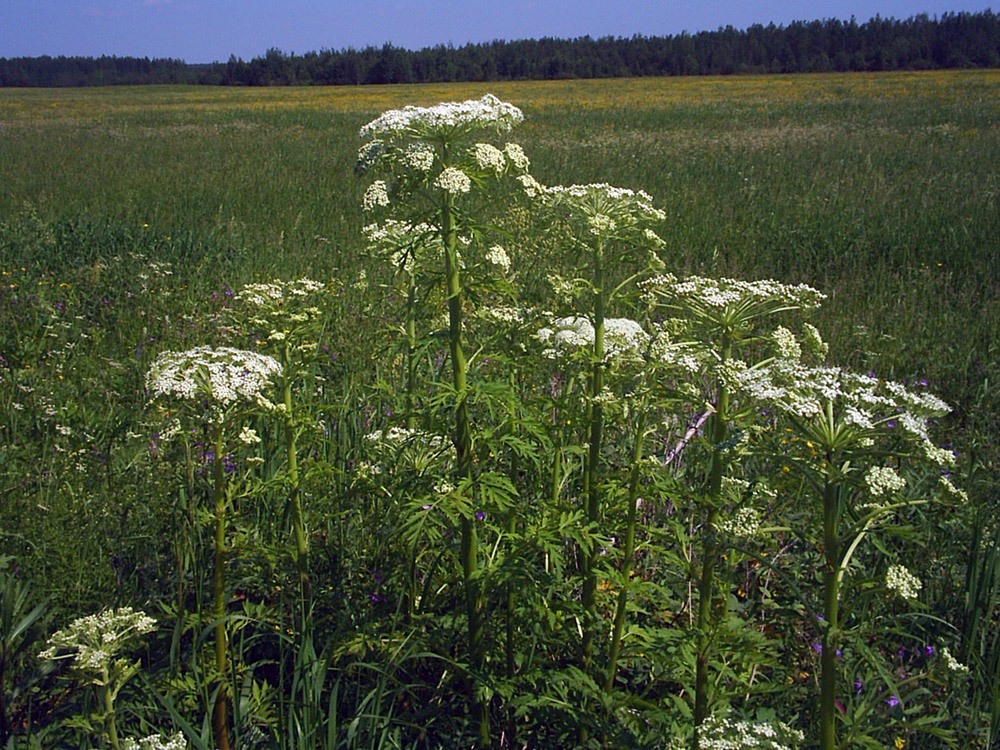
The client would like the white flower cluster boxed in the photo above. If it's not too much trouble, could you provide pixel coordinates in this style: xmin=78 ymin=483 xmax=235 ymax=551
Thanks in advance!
xmin=485 ymin=244 xmax=511 ymax=272
xmin=473 ymin=142 xmax=506 ymax=173
xmin=588 ymin=213 xmax=617 ymax=236
xmin=719 ymin=507 xmax=763 ymax=539
xmin=434 ymin=166 xmax=472 ymax=195
xmin=771 ymin=326 xmax=802 ymax=361
xmin=236 ymin=278 xmax=326 ymax=307
xmin=670 ymin=713 xmax=804 ymax=749
xmin=504 ymin=142 xmax=530 ymax=170
xmin=941 ymin=646 xmax=970 ymax=674
xmin=733 ymin=362 xmax=954 ymax=464
xmin=364 ymin=426 xmax=449 ymax=451
xmin=886 ymin=564 xmax=922 ymax=600
xmin=122 ymin=734 xmax=188 ymax=750
xmin=644 ymin=275 xmax=826 ymax=311
xmin=146 ymin=346 xmax=282 ymax=411
xmin=39 ymin=607 xmax=156 ymax=673
xmin=802 ymin=323 xmax=829 ymax=358
xmin=363 ymin=219 xmax=440 ymax=272
xmin=938 ymin=475 xmax=968 ymax=502
xmin=359 ymin=94 xmax=524 ymax=139
xmin=362 ymin=180 xmax=391 ymax=211
xmin=536 ymin=316 xmax=649 ymax=362
xmin=542 ymin=182 xmax=666 ymax=222
xmin=865 ymin=466 xmax=906 ymax=497
xmin=403 ymin=144 xmax=435 ymax=171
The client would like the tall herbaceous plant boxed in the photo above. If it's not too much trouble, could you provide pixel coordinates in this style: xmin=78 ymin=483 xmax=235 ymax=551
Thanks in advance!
xmin=357 ymin=94 xmax=530 ymax=746
xmin=146 ymin=346 xmax=282 ymax=750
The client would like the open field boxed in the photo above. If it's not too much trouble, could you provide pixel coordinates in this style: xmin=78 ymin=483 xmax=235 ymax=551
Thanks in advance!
xmin=1 ymin=71 xmax=999 ymax=747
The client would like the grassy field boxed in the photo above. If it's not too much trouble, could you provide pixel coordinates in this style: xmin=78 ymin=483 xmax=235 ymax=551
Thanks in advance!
xmin=2 ymin=70 xmax=999 ymax=748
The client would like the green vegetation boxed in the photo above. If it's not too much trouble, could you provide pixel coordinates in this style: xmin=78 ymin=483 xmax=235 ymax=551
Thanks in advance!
xmin=1 ymin=71 xmax=998 ymax=748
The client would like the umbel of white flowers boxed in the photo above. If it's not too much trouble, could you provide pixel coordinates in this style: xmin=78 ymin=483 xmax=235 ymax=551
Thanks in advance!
xmin=39 ymin=607 xmax=156 ymax=673
xmin=146 ymin=345 xmax=282 ymax=414
xmin=359 ymin=93 xmax=524 ymax=140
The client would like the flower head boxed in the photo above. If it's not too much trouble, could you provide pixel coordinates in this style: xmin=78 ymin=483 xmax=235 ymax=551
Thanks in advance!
xmin=146 ymin=346 xmax=282 ymax=413
xmin=359 ymin=94 xmax=524 ymax=140
xmin=886 ymin=564 xmax=922 ymax=600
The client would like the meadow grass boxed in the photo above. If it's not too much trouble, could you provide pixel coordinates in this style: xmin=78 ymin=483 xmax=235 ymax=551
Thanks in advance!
xmin=2 ymin=70 xmax=999 ymax=747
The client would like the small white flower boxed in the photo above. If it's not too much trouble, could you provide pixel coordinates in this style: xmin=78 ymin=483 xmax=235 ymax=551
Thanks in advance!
xmin=362 ymin=180 xmax=391 ymax=211
xmin=865 ymin=466 xmax=906 ymax=497
xmin=238 ymin=425 xmax=261 ymax=445
xmin=434 ymin=167 xmax=472 ymax=195
xmin=473 ymin=142 xmax=506 ymax=173
xmin=485 ymin=245 xmax=510 ymax=272
xmin=941 ymin=646 xmax=970 ymax=674
xmin=772 ymin=326 xmax=802 ymax=361
xmin=503 ymin=142 xmax=530 ymax=170
xmin=403 ymin=145 xmax=435 ymax=172
xmin=886 ymin=564 xmax=922 ymax=600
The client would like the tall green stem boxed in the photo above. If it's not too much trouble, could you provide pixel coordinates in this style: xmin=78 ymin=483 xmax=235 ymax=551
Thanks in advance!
xmin=581 ymin=241 xmax=605 ymax=676
xmin=820 ymin=472 xmax=840 ymax=750
xmin=442 ymin=192 xmax=488 ymax=747
xmin=605 ymin=409 xmax=647 ymax=693
xmin=211 ymin=423 xmax=231 ymax=750
xmin=694 ymin=332 xmax=732 ymax=738
xmin=405 ymin=274 xmax=418 ymax=432
xmin=100 ymin=677 xmax=120 ymax=750
xmin=282 ymin=343 xmax=311 ymax=603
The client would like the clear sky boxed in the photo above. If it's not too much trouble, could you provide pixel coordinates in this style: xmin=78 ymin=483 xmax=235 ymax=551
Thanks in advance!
xmin=1 ymin=1 xmax=995 ymax=64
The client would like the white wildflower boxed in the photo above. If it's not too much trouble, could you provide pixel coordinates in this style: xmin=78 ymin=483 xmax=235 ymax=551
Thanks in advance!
xmin=938 ymin=475 xmax=968 ymax=502
xmin=587 ymin=214 xmax=616 ymax=236
xmin=362 ymin=180 xmax=391 ymax=211
xmin=122 ymin=734 xmax=188 ymax=750
xmin=719 ymin=507 xmax=763 ymax=538
xmin=772 ymin=326 xmax=802 ymax=361
xmin=403 ymin=144 xmax=435 ymax=172
xmin=359 ymin=94 xmax=524 ymax=139
xmin=434 ymin=167 xmax=472 ymax=195
xmin=238 ymin=425 xmax=261 ymax=445
xmin=886 ymin=564 xmax=922 ymax=600
xmin=473 ymin=142 xmax=506 ymax=173
xmin=865 ymin=466 xmax=906 ymax=497
xmin=485 ymin=245 xmax=511 ymax=272
xmin=39 ymin=607 xmax=156 ymax=674
xmin=503 ymin=142 xmax=529 ymax=170
xmin=517 ymin=173 xmax=545 ymax=198
xmin=941 ymin=646 xmax=970 ymax=674
xmin=146 ymin=346 xmax=282 ymax=413
xmin=802 ymin=322 xmax=829 ymax=358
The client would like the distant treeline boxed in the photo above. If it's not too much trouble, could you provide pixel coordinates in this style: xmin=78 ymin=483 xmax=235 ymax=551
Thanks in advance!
xmin=3 ymin=10 xmax=1000 ymax=87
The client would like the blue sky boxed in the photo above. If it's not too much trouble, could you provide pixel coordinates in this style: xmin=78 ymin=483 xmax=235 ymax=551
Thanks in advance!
xmin=2 ymin=1 xmax=995 ymax=63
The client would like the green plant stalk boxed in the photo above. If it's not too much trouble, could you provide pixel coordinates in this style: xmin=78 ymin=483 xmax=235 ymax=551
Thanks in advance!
xmin=694 ymin=331 xmax=731 ymax=736
xmin=100 ymin=670 xmax=120 ymax=750
xmin=282 ymin=342 xmax=311 ymax=602
xmin=405 ymin=273 xmax=417 ymax=432
xmin=581 ymin=239 xmax=606 ymax=676
xmin=820 ymin=472 xmax=840 ymax=750
xmin=604 ymin=408 xmax=647 ymax=693
xmin=442 ymin=192 xmax=488 ymax=747
xmin=211 ymin=423 xmax=231 ymax=750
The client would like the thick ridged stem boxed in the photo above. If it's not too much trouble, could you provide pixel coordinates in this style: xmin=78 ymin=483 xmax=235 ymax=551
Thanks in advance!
xmin=605 ymin=409 xmax=647 ymax=693
xmin=211 ymin=423 xmax=231 ymax=750
xmin=820 ymin=472 xmax=840 ymax=750
xmin=101 ymin=675 xmax=120 ymax=750
xmin=405 ymin=275 xmax=418 ymax=432
xmin=442 ymin=193 xmax=489 ymax=747
xmin=282 ymin=344 xmax=311 ymax=604
xmin=694 ymin=332 xmax=732 ymax=741
xmin=581 ymin=242 xmax=605 ymax=676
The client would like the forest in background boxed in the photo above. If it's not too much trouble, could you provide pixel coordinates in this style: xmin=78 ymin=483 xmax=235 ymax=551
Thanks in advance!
xmin=2 ymin=10 xmax=999 ymax=87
